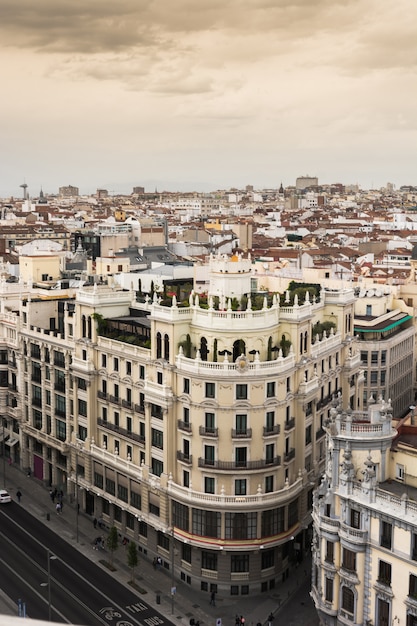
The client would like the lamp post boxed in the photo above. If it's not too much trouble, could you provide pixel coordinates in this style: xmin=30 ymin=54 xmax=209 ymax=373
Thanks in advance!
xmin=170 ymin=527 xmax=175 ymax=615
xmin=41 ymin=549 xmax=57 ymax=621
xmin=75 ymin=449 xmax=79 ymax=543
xmin=2 ymin=418 xmax=5 ymax=488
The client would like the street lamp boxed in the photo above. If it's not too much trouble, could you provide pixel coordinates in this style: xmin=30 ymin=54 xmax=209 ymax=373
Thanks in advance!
xmin=41 ymin=549 xmax=57 ymax=621
xmin=170 ymin=528 xmax=175 ymax=615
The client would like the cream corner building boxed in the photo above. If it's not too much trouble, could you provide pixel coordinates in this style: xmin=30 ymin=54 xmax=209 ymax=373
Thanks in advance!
xmin=0 ymin=253 xmax=362 ymax=595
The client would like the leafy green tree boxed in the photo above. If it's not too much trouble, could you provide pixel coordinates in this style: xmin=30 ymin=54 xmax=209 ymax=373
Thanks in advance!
xmin=107 ymin=526 xmax=119 ymax=567
xmin=127 ymin=540 xmax=138 ymax=583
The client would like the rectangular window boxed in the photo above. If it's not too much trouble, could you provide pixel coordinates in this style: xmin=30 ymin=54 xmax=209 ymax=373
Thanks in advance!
xmin=130 ymin=491 xmax=141 ymax=510
xmin=305 ymin=424 xmax=312 ymax=445
xmin=412 ymin=533 xmax=417 ymax=561
xmin=193 ymin=509 xmax=220 ymax=538
xmin=204 ymin=445 xmax=215 ymax=465
xmin=236 ymin=384 xmax=248 ymax=400
xmin=182 ymin=543 xmax=192 ymax=564
xmin=396 ymin=464 xmax=405 ymax=481
xmin=265 ymin=443 xmax=274 ymax=463
xmin=266 ymin=382 xmax=275 ymax=398
xmin=204 ymin=477 xmax=215 ymax=494
xmin=325 ymin=541 xmax=334 ymax=563
xmin=235 ymin=479 xmax=246 ymax=495
xmin=350 ymin=509 xmax=360 ymax=529
xmin=139 ymin=365 xmax=145 ymax=379
xmin=205 ymin=412 xmax=215 ymax=432
xmin=151 ymin=428 xmax=164 ymax=449
xmin=265 ymin=475 xmax=274 ymax=493
xmin=261 ymin=549 xmax=274 ymax=570
xmin=183 ymin=378 xmax=190 ymax=394
xmin=231 ymin=554 xmax=249 ymax=572
xmin=126 ymin=361 xmax=132 ymax=376
xmin=102 ymin=354 xmax=107 ymax=368
xmin=205 ymin=382 xmax=215 ymax=398
xmin=201 ymin=551 xmax=218 ymax=571
xmin=325 ymin=578 xmax=333 ymax=602
xmin=157 ymin=371 xmax=163 ymax=385
xmin=151 ymin=458 xmax=163 ymax=477
xmin=378 ymin=560 xmax=392 ymax=585
xmin=114 ymin=357 xmax=119 ymax=371
xmin=235 ymin=414 xmax=247 ymax=434
xmin=342 ymin=548 xmax=356 ymax=572
xmin=261 ymin=507 xmax=285 ymax=537
xmin=371 ymin=351 xmax=378 ymax=364
xmin=381 ymin=350 xmax=387 ymax=365
xmin=409 ymin=574 xmax=417 ymax=597
xmin=78 ymin=399 xmax=87 ymax=417
xmin=183 ymin=407 xmax=190 ymax=424
xmin=370 ymin=371 xmax=378 ymax=384
xmin=266 ymin=411 xmax=275 ymax=431
xmin=183 ymin=470 xmax=190 ymax=488
xmin=235 ymin=447 xmax=247 ymax=467
xmin=380 ymin=521 xmax=392 ymax=549
xmin=118 ymin=484 xmax=128 ymax=502
xmin=105 ymin=478 xmax=115 ymax=495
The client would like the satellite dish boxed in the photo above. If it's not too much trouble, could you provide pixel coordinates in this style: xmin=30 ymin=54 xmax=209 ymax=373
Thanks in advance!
xmin=384 ymin=286 xmax=390 ymax=294
xmin=367 ymin=289 xmax=375 ymax=297
xmin=359 ymin=290 xmax=366 ymax=297
xmin=375 ymin=289 xmax=382 ymax=297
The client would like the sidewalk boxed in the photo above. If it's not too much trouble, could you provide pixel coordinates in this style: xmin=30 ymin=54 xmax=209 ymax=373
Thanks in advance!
xmin=1 ymin=464 xmax=312 ymax=625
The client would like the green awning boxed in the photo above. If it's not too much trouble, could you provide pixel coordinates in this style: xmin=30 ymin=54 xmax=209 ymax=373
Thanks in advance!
xmin=354 ymin=314 xmax=413 ymax=333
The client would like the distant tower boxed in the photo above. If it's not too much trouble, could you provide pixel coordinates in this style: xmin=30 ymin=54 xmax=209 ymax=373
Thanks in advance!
xmin=20 ymin=183 xmax=28 ymax=200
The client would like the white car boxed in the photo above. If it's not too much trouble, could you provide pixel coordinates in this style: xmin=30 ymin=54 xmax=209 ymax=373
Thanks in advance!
xmin=0 ymin=489 xmax=12 ymax=504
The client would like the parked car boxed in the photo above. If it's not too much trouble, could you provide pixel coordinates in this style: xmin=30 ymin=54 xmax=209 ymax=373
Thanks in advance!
xmin=0 ymin=489 xmax=12 ymax=504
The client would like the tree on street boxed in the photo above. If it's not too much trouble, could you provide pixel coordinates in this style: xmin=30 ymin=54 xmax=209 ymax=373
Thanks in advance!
xmin=127 ymin=540 xmax=138 ymax=583
xmin=106 ymin=526 xmax=118 ymax=567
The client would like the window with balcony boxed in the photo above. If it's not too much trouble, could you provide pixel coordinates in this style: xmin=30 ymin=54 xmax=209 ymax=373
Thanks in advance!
xmin=265 ymin=443 xmax=274 ymax=464
xmin=204 ymin=445 xmax=215 ymax=465
xmin=205 ymin=412 xmax=215 ymax=433
xmin=235 ymin=447 xmax=247 ymax=467
xmin=235 ymin=414 xmax=247 ymax=435
xmin=380 ymin=521 xmax=392 ymax=549
xmin=235 ymin=479 xmax=246 ymax=495
xmin=265 ymin=411 xmax=275 ymax=433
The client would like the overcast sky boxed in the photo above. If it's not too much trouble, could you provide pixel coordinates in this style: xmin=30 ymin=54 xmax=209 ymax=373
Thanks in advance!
xmin=0 ymin=0 xmax=415 ymax=198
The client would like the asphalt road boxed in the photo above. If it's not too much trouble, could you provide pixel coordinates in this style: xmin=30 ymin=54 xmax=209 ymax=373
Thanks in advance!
xmin=0 ymin=502 xmax=175 ymax=626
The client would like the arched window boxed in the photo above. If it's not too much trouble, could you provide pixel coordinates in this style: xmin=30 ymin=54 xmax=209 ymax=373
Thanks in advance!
xmin=200 ymin=337 xmax=209 ymax=361
xmin=156 ymin=332 xmax=162 ymax=359
xmin=164 ymin=334 xmax=170 ymax=360
xmin=233 ymin=339 xmax=246 ymax=361
xmin=300 ymin=332 xmax=303 ymax=355
xmin=87 ymin=316 xmax=92 ymax=339
xmin=82 ymin=315 xmax=87 ymax=338
xmin=303 ymin=331 xmax=308 ymax=352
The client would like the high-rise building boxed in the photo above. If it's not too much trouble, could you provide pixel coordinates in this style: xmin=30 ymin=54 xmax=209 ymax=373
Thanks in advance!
xmin=296 ymin=176 xmax=318 ymax=191
xmin=59 ymin=185 xmax=79 ymax=197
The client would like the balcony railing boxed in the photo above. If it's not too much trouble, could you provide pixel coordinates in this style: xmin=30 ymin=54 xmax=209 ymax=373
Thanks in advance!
xmin=178 ymin=420 xmax=192 ymax=433
xmin=177 ymin=451 xmax=192 ymax=465
xmin=284 ymin=418 xmax=295 ymax=432
xmin=198 ymin=456 xmax=281 ymax=470
xmin=263 ymin=424 xmax=280 ymax=436
xmin=109 ymin=395 xmax=121 ymax=406
xmin=134 ymin=404 xmax=145 ymax=414
xmin=98 ymin=391 xmax=108 ymax=400
xmin=284 ymin=448 xmax=296 ymax=463
xmin=97 ymin=418 xmax=145 ymax=444
xmin=199 ymin=426 xmax=218 ymax=437
xmin=231 ymin=428 xmax=252 ymax=439
xmin=122 ymin=399 xmax=132 ymax=409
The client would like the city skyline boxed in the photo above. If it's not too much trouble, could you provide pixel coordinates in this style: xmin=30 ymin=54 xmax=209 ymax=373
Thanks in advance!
xmin=0 ymin=0 xmax=415 ymax=198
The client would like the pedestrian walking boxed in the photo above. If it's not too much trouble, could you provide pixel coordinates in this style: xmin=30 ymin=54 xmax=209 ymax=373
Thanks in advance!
xmin=16 ymin=490 xmax=22 ymax=503
xmin=209 ymin=590 xmax=216 ymax=606
xmin=93 ymin=517 xmax=97 ymax=529
xmin=156 ymin=556 xmax=162 ymax=570
xmin=268 ymin=613 xmax=275 ymax=626
xmin=235 ymin=616 xmax=241 ymax=626
xmin=56 ymin=502 xmax=62 ymax=514
xmin=49 ymin=489 xmax=55 ymax=502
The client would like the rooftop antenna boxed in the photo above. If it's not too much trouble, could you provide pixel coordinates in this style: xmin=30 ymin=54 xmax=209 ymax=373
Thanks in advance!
xmin=20 ymin=182 xmax=28 ymax=200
